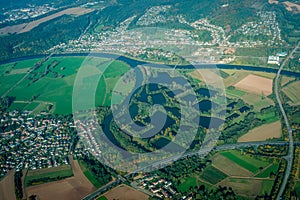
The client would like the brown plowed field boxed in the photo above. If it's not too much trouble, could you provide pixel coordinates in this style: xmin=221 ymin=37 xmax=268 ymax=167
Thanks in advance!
xmin=0 ymin=169 xmax=16 ymax=200
xmin=26 ymin=157 xmax=95 ymax=200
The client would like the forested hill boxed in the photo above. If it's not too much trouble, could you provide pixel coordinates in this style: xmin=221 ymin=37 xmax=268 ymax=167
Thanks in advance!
xmin=0 ymin=0 xmax=299 ymax=61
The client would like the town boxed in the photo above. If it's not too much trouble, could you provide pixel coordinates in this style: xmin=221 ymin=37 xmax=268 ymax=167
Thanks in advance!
xmin=0 ymin=109 xmax=77 ymax=178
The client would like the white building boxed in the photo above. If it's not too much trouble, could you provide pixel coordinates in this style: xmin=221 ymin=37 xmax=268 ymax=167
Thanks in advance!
xmin=268 ymin=56 xmax=280 ymax=65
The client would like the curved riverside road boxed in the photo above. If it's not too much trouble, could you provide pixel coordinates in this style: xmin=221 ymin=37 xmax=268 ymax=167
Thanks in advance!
xmin=275 ymin=42 xmax=299 ymax=200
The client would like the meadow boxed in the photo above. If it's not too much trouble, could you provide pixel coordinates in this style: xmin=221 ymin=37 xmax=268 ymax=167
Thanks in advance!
xmin=200 ymin=165 xmax=228 ymax=185
xmin=220 ymin=150 xmax=269 ymax=174
xmin=1 ymin=56 xmax=131 ymax=114
xmin=25 ymin=165 xmax=73 ymax=186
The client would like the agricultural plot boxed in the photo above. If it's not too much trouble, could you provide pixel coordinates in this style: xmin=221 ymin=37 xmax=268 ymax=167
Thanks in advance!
xmin=0 ymin=169 xmax=16 ymax=200
xmin=211 ymin=153 xmax=253 ymax=177
xmin=241 ymin=93 xmax=274 ymax=111
xmin=26 ymin=157 xmax=95 ymax=200
xmin=237 ymin=121 xmax=282 ymax=142
xmin=218 ymin=178 xmax=265 ymax=198
xmin=177 ymin=177 xmax=197 ymax=193
xmin=226 ymin=87 xmax=246 ymax=98
xmin=200 ymin=165 xmax=228 ymax=185
xmin=25 ymin=165 xmax=73 ymax=186
xmin=256 ymin=163 xmax=280 ymax=178
xmin=282 ymin=80 xmax=300 ymax=105
xmin=220 ymin=150 xmax=269 ymax=174
xmin=295 ymin=182 xmax=300 ymax=198
xmin=3 ymin=56 xmax=131 ymax=114
xmin=260 ymin=180 xmax=275 ymax=196
xmin=102 ymin=184 xmax=148 ymax=200
xmin=233 ymin=74 xmax=273 ymax=96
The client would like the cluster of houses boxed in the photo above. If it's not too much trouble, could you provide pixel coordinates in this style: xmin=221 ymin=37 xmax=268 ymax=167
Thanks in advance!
xmin=1 ymin=5 xmax=56 ymax=24
xmin=0 ymin=110 xmax=77 ymax=178
xmin=137 ymin=175 xmax=178 ymax=199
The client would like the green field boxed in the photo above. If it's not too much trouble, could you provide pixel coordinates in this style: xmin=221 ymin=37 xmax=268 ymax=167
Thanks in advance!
xmin=241 ymin=93 xmax=274 ymax=111
xmin=1 ymin=56 xmax=131 ymax=114
xmin=256 ymin=163 xmax=279 ymax=178
xmin=200 ymin=166 xmax=228 ymax=185
xmin=226 ymin=87 xmax=246 ymax=98
xmin=260 ymin=180 xmax=274 ymax=196
xmin=25 ymin=165 xmax=73 ymax=186
xmin=295 ymin=182 xmax=300 ymax=198
xmin=96 ymin=196 xmax=108 ymax=200
xmin=7 ymin=102 xmax=28 ymax=111
xmin=257 ymin=112 xmax=279 ymax=124
xmin=78 ymin=159 xmax=102 ymax=188
xmin=177 ymin=177 xmax=197 ymax=193
xmin=220 ymin=150 xmax=269 ymax=174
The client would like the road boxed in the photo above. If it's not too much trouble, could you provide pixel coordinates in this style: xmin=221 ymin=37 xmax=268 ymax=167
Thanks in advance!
xmin=82 ymin=141 xmax=300 ymax=200
xmin=275 ymin=42 xmax=299 ymax=200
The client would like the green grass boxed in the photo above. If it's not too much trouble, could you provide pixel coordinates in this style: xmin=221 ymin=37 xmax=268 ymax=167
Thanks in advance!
xmin=24 ymin=102 xmax=40 ymax=111
xmin=8 ymin=102 xmax=28 ymax=111
xmin=256 ymin=163 xmax=279 ymax=178
xmin=177 ymin=177 xmax=197 ymax=193
xmin=96 ymin=196 xmax=108 ymax=200
xmin=220 ymin=150 xmax=269 ymax=173
xmin=78 ymin=160 xmax=102 ymax=188
xmin=226 ymin=87 xmax=246 ymax=98
xmin=257 ymin=112 xmax=279 ymax=123
xmin=25 ymin=165 xmax=73 ymax=186
xmin=295 ymin=182 xmax=300 ymax=198
xmin=260 ymin=180 xmax=274 ymax=195
xmin=200 ymin=166 xmax=228 ymax=185
xmin=2 ymin=56 xmax=131 ymax=114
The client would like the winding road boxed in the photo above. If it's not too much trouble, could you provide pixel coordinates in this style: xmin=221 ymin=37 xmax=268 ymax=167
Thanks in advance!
xmin=275 ymin=42 xmax=299 ymax=200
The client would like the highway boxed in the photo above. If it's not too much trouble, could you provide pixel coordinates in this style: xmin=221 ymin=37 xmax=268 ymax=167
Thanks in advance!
xmin=275 ymin=42 xmax=299 ymax=200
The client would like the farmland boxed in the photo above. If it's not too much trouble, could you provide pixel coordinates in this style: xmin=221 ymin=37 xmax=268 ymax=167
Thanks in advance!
xmin=25 ymin=164 xmax=73 ymax=186
xmin=282 ymin=80 xmax=300 ymax=105
xmin=0 ymin=7 xmax=94 ymax=35
xmin=177 ymin=177 xmax=197 ymax=193
xmin=233 ymin=74 xmax=273 ymax=96
xmin=237 ymin=121 xmax=282 ymax=142
xmin=212 ymin=153 xmax=253 ymax=177
xmin=256 ymin=163 xmax=280 ymax=178
xmin=1 ymin=56 xmax=131 ymax=114
xmin=220 ymin=150 xmax=269 ymax=173
xmin=218 ymin=178 xmax=269 ymax=198
xmin=200 ymin=165 xmax=228 ymax=185
xmin=0 ymin=169 xmax=16 ymax=200
xmin=101 ymin=184 xmax=148 ymax=200
xmin=26 ymin=157 xmax=95 ymax=200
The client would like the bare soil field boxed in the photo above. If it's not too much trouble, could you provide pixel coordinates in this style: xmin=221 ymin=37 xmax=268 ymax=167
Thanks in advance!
xmin=283 ymin=1 xmax=300 ymax=13
xmin=234 ymin=74 xmax=273 ymax=96
xmin=212 ymin=154 xmax=253 ymax=177
xmin=218 ymin=178 xmax=262 ymax=198
xmin=26 ymin=157 xmax=95 ymax=200
xmin=238 ymin=121 xmax=281 ymax=142
xmin=0 ymin=169 xmax=16 ymax=200
xmin=103 ymin=184 xmax=149 ymax=200
xmin=0 ymin=7 xmax=94 ymax=35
